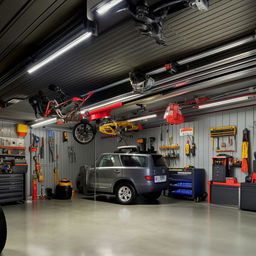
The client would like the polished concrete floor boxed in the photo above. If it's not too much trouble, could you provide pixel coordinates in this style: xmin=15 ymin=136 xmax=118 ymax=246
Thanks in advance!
xmin=2 ymin=195 xmax=256 ymax=256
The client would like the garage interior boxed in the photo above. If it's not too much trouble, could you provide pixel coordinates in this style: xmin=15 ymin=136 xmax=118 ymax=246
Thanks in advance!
xmin=1 ymin=0 xmax=256 ymax=255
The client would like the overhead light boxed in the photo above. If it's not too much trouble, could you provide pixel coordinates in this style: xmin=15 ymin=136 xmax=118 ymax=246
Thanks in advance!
xmin=27 ymin=32 xmax=92 ymax=74
xmin=127 ymin=114 xmax=157 ymax=122
xmin=80 ymin=94 xmax=138 ymax=114
xmin=96 ymin=0 xmax=123 ymax=15
xmin=7 ymin=98 xmax=22 ymax=104
xmin=198 ymin=96 xmax=249 ymax=109
xmin=30 ymin=118 xmax=57 ymax=128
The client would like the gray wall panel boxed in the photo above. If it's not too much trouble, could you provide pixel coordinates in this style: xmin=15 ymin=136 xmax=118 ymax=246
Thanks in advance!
xmin=27 ymin=128 xmax=96 ymax=197
xmin=95 ymin=106 xmax=256 ymax=184
xmin=1 ymin=105 xmax=256 ymax=198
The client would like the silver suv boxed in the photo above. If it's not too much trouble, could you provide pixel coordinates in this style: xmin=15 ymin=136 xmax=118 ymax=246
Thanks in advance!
xmin=77 ymin=146 xmax=168 ymax=204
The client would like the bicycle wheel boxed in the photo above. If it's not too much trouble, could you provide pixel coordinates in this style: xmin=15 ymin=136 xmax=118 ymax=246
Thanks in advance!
xmin=73 ymin=121 xmax=96 ymax=144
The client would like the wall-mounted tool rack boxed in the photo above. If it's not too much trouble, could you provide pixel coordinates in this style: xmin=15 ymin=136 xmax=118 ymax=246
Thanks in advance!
xmin=210 ymin=126 xmax=237 ymax=152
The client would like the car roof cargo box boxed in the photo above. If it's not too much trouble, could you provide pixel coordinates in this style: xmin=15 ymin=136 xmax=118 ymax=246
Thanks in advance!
xmin=115 ymin=145 xmax=140 ymax=153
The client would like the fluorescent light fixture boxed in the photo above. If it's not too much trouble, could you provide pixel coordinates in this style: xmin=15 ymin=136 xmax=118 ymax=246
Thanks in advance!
xmin=7 ymin=99 xmax=22 ymax=104
xmin=80 ymin=94 xmax=138 ymax=114
xmin=30 ymin=118 xmax=57 ymax=128
xmin=28 ymin=32 xmax=92 ymax=74
xmin=127 ymin=114 xmax=157 ymax=122
xmin=96 ymin=0 xmax=123 ymax=15
xmin=198 ymin=96 xmax=249 ymax=109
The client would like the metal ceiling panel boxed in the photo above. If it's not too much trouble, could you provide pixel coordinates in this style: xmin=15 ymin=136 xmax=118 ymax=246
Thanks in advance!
xmin=0 ymin=0 xmax=84 ymax=73
xmin=1 ymin=0 xmax=256 ymax=104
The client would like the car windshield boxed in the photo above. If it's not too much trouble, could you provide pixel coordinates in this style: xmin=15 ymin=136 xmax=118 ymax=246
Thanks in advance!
xmin=120 ymin=155 xmax=148 ymax=167
xmin=152 ymin=155 xmax=167 ymax=167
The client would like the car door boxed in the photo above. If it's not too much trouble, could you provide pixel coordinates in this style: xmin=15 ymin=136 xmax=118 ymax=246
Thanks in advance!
xmin=96 ymin=154 xmax=122 ymax=193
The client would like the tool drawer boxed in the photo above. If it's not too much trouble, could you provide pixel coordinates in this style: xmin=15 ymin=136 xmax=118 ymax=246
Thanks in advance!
xmin=0 ymin=174 xmax=25 ymax=204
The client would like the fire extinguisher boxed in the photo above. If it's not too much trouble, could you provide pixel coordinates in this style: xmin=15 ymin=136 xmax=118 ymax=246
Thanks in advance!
xmin=32 ymin=177 xmax=37 ymax=201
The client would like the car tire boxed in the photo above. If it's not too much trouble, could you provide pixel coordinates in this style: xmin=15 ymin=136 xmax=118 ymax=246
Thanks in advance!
xmin=115 ymin=183 xmax=136 ymax=205
xmin=143 ymin=191 xmax=162 ymax=201
xmin=0 ymin=207 xmax=7 ymax=253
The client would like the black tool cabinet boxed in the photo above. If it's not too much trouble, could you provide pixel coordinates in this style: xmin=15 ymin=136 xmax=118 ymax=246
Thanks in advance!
xmin=168 ymin=168 xmax=206 ymax=201
xmin=240 ymin=183 xmax=256 ymax=211
xmin=0 ymin=174 xmax=25 ymax=204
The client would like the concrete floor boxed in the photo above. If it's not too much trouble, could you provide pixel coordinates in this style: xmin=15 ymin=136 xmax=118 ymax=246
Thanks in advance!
xmin=2 ymin=195 xmax=256 ymax=256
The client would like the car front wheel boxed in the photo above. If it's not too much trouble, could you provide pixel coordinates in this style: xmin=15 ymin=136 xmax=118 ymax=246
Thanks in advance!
xmin=143 ymin=191 xmax=162 ymax=201
xmin=0 ymin=207 xmax=7 ymax=253
xmin=115 ymin=183 xmax=136 ymax=205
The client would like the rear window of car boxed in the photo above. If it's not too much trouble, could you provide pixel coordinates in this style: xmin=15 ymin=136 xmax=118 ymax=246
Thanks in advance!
xmin=152 ymin=155 xmax=167 ymax=167
xmin=120 ymin=155 xmax=148 ymax=167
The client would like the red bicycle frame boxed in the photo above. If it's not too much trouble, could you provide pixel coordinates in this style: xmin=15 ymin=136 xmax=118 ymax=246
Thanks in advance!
xmin=44 ymin=91 xmax=94 ymax=118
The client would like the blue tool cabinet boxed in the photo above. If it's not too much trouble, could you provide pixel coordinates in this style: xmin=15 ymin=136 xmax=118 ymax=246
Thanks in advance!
xmin=168 ymin=168 xmax=206 ymax=201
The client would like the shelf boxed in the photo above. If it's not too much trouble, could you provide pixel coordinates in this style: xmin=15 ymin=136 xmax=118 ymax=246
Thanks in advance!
xmin=216 ymin=150 xmax=235 ymax=152
xmin=170 ymin=189 xmax=193 ymax=196
xmin=170 ymin=183 xmax=192 ymax=189
xmin=169 ymin=178 xmax=192 ymax=182
xmin=159 ymin=145 xmax=180 ymax=150
xmin=0 ymin=146 xmax=26 ymax=150
xmin=0 ymin=154 xmax=25 ymax=158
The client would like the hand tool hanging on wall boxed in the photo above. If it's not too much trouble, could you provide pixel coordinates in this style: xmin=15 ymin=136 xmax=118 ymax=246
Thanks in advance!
xmin=169 ymin=136 xmax=173 ymax=145
xmin=229 ymin=136 xmax=233 ymax=146
xmin=40 ymin=137 xmax=44 ymax=159
xmin=68 ymin=147 xmax=72 ymax=163
xmin=68 ymin=146 xmax=76 ymax=163
xmin=33 ymin=155 xmax=44 ymax=182
xmin=33 ymin=134 xmax=40 ymax=148
xmin=185 ymin=140 xmax=191 ymax=157
xmin=216 ymin=137 xmax=220 ymax=150
xmin=54 ymin=143 xmax=59 ymax=189
xmin=191 ymin=136 xmax=196 ymax=157
xmin=29 ymin=134 xmax=40 ymax=152
xmin=241 ymin=128 xmax=249 ymax=173
xmin=72 ymin=146 xmax=76 ymax=163
xmin=39 ymin=185 xmax=45 ymax=200
xmin=160 ymin=124 xmax=163 ymax=142
xmin=48 ymin=130 xmax=55 ymax=162
xmin=63 ymin=131 xmax=68 ymax=142
xmin=137 ymin=138 xmax=147 ymax=152
xmin=148 ymin=137 xmax=156 ymax=153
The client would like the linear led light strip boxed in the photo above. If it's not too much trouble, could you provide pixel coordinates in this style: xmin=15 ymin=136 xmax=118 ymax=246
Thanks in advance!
xmin=30 ymin=118 xmax=57 ymax=128
xmin=96 ymin=0 xmax=124 ymax=15
xmin=27 ymin=32 xmax=92 ymax=74
xmin=127 ymin=114 xmax=157 ymax=122
xmin=80 ymin=94 xmax=139 ymax=114
xmin=198 ymin=96 xmax=249 ymax=109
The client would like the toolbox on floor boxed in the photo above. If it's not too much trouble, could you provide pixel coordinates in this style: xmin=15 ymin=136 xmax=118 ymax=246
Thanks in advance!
xmin=168 ymin=168 xmax=206 ymax=201
xmin=208 ymin=180 xmax=240 ymax=207
xmin=240 ymin=183 xmax=256 ymax=211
